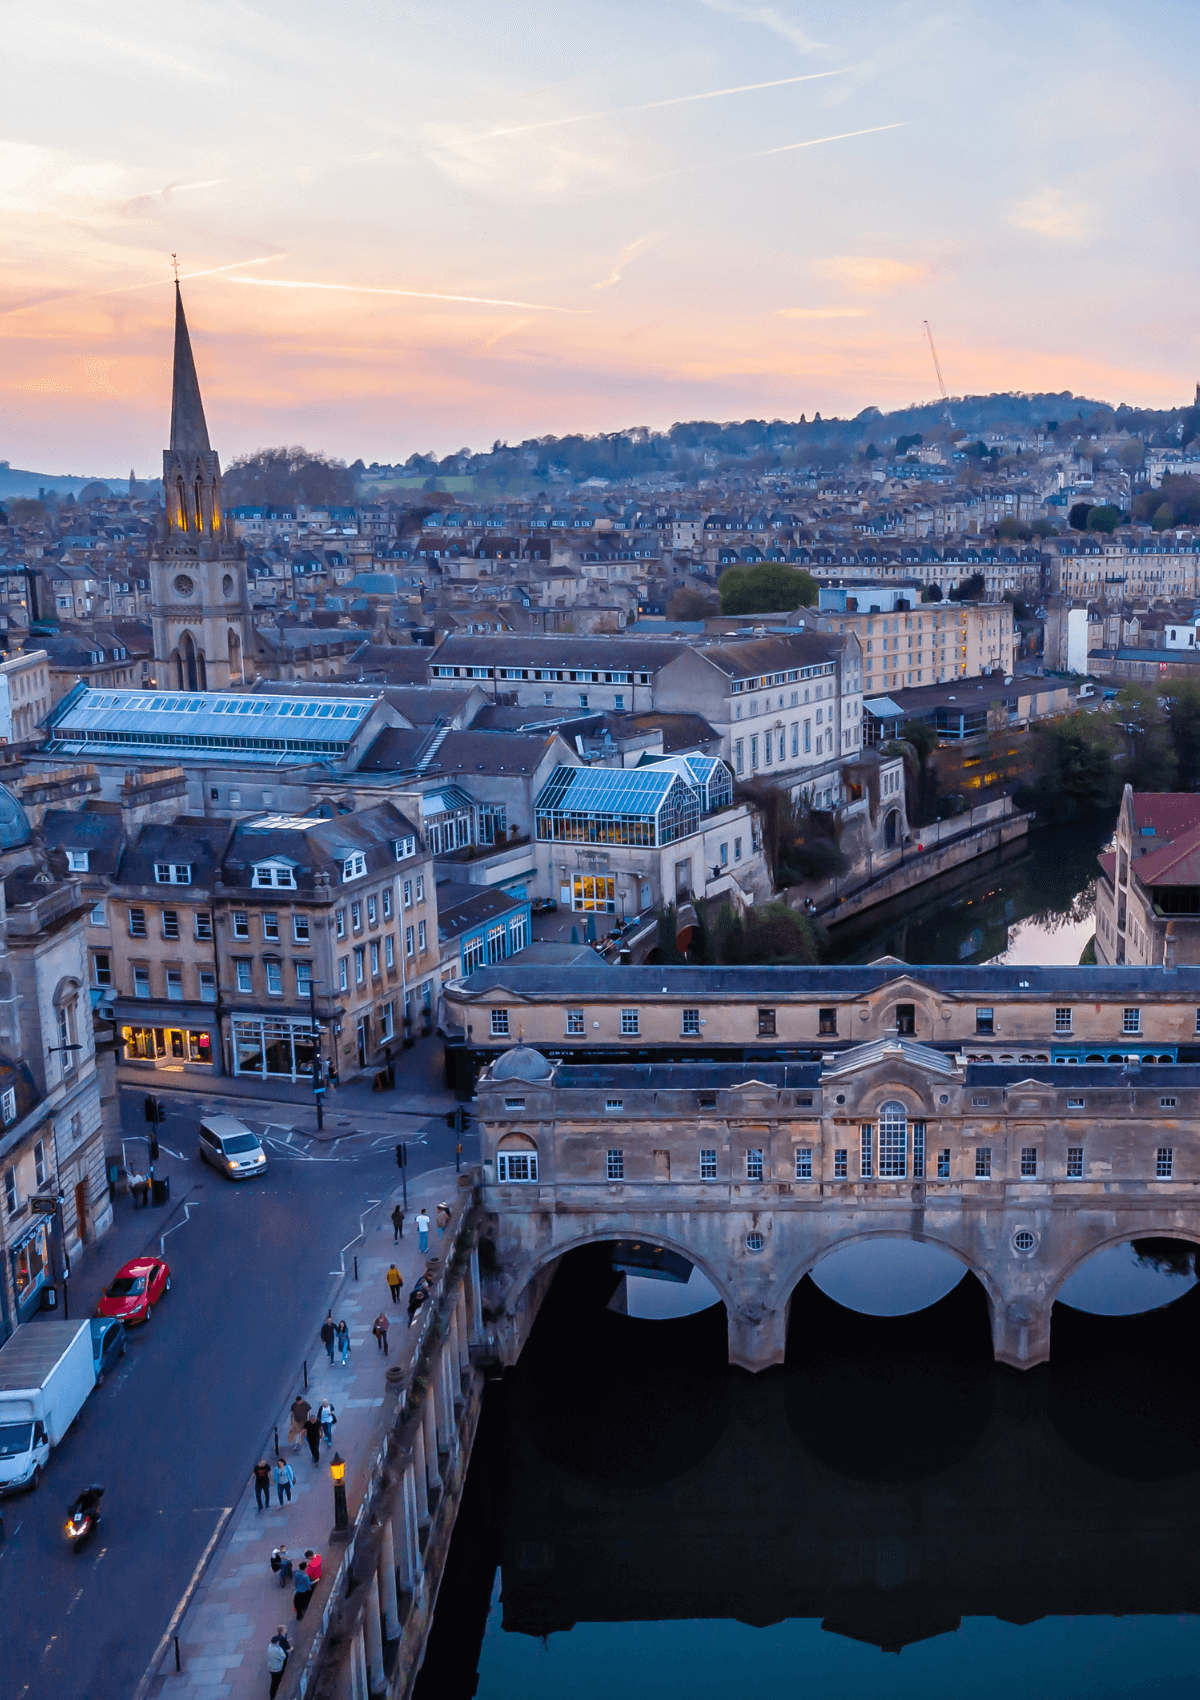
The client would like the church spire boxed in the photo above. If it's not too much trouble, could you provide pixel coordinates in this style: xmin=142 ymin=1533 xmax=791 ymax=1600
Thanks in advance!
xmin=169 ymin=281 xmax=211 ymax=455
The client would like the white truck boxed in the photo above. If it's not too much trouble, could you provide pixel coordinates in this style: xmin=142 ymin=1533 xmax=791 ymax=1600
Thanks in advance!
xmin=0 ymin=1320 xmax=96 ymax=1493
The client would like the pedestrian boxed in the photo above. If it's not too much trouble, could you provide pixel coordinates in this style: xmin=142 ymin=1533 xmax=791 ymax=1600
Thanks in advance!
xmin=304 ymin=1412 xmax=322 ymax=1465
xmin=288 ymin=1394 xmax=311 ymax=1454
xmin=128 ymin=1169 xmax=146 ymax=1208
xmin=372 ymin=1311 xmax=389 ymax=1356
xmin=318 ymin=1399 xmax=336 ymax=1446
xmin=336 ymin=1319 xmax=351 ymax=1365
xmin=386 ymin=1263 xmax=403 ymax=1304
xmin=273 ymin=1457 xmax=294 ymax=1506
xmin=436 ymin=1202 xmax=451 ymax=1239
xmin=391 ymin=1203 xmax=404 ymax=1242
xmin=293 ymin=1562 xmax=314 ymax=1621
xmin=267 ymin=1627 xmax=291 ymax=1698
xmin=303 ymin=1548 xmax=323 ymax=1585
xmin=320 ymin=1312 xmax=335 ymax=1364
xmin=271 ymin=1545 xmax=293 ymax=1588
xmin=407 ymin=1277 xmax=429 ymax=1325
xmin=415 ymin=1210 xmax=430 ymax=1253
xmin=253 ymin=1458 xmax=271 ymax=1512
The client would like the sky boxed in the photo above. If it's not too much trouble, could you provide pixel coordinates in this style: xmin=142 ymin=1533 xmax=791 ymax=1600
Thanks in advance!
xmin=2 ymin=0 xmax=1198 ymax=475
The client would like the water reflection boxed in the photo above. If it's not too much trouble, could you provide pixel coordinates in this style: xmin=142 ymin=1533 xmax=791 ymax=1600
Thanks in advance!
xmin=827 ymin=819 xmax=1113 ymax=968
xmin=415 ymin=1248 xmax=1200 ymax=1700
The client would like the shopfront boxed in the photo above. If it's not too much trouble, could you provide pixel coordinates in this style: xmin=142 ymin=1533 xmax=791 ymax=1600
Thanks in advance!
xmin=122 ymin=1025 xmax=214 ymax=1067
xmin=231 ymin=1015 xmax=318 ymax=1081
xmin=9 ymin=1215 xmax=52 ymax=1318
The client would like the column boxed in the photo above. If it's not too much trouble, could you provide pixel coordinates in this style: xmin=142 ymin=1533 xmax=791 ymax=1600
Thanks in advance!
xmin=379 ymin=1518 xmax=401 ymax=1640
xmin=447 ymin=1308 xmax=463 ymax=1397
xmin=365 ymin=1582 xmax=385 ymax=1694
xmin=422 ymin=1391 xmax=443 ymax=1489
xmin=397 ymin=1463 xmax=420 ymax=1590
xmin=456 ymin=1285 xmax=471 ymax=1373
xmin=443 ymin=1344 xmax=460 ymax=1456
xmin=468 ymin=1246 xmax=484 ymax=1345
xmin=433 ymin=1343 xmax=451 ymax=1452
xmin=350 ymin=1626 xmax=368 ymax=1700
xmin=412 ymin=1425 xmax=431 ymax=1524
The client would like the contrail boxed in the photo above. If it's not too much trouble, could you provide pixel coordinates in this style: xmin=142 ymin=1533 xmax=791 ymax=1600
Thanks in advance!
xmin=751 ymin=121 xmax=907 ymax=157
xmin=434 ymin=68 xmax=853 ymax=146
xmin=225 ymin=276 xmax=582 ymax=313
xmin=96 ymin=256 xmax=286 ymax=297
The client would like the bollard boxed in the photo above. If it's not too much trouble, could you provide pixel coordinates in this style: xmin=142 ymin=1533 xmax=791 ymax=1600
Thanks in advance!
xmin=303 ymin=1359 xmax=308 ymax=1390
xmin=175 ymin=1636 xmax=181 ymax=1672
xmin=274 ymin=1425 xmax=279 ymax=1459
xmin=354 ymin=1255 xmax=358 ymax=1281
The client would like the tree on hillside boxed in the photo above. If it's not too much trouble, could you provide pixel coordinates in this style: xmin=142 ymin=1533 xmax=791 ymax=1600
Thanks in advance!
xmin=949 ymin=572 xmax=985 ymax=602
xmin=719 ymin=562 xmax=816 ymax=615
xmin=1086 ymin=504 xmax=1122 ymax=533
xmin=223 ymin=447 xmax=356 ymax=507
xmin=5 ymin=497 xmax=46 ymax=523
xmin=1068 ymin=501 xmax=1093 ymax=531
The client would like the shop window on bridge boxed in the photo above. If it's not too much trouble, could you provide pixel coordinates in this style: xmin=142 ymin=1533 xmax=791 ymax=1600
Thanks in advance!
xmin=757 ymin=1008 xmax=776 ymax=1037
xmin=1021 ymin=1146 xmax=1038 ymax=1177
xmin=937 ymin=1148 xmax=951 ymax=1178
xmin=877 ymin=1102 xmax=907 ymax=1177
xmin=746 ymin=1148 xmax=764 ymax=1181
xmin=1123 ymin=1007 xmax=1141 ymax=1034
xmin=794 ymin=1147 xmax=813 ymax=1180
xmin=1066 ymin=1146 xmax=1084 ymax=1178
xmin=606 ymin=1149 xmax=624 ymax=1181
xmin=497 ymin=1135 xmax=538 ymax=1183
xmin=1055 ymin=1007 xmax=1072 ymax=1032
xmin=700 ymin=1148 xmax=717 ymax=1180
xmin=975 ymin=1147 xmax=992 ymax=1179
xmin=834 ymin=1148 xmax=848 ymax=1179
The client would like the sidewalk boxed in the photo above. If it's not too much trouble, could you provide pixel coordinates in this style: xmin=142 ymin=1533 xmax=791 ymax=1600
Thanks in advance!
xmin=149 ymin=1164 xmax=467 ymax=1700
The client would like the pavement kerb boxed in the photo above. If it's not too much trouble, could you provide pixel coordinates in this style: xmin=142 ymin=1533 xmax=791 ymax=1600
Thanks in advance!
xmin=154 ymin=1165 xmax=476 ymax=1700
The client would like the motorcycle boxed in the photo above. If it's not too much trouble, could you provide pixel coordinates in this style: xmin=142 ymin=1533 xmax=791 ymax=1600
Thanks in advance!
xmin=65 ymin=1486 xmax=104 ymax=1552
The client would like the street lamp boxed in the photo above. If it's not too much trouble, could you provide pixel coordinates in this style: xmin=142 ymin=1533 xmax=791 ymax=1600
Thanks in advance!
xmin=330 ymin=1451 xmax=348 ymax=1535
xmin=307 ymin=978 xmax=326 ymax=1131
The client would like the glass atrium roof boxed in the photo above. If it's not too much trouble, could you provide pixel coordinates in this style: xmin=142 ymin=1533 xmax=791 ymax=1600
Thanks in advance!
xmin=45 ymin=687 xmax=375 ymax=765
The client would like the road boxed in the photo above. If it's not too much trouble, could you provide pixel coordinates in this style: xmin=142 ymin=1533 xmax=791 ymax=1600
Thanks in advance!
xmin=1 ymin=1081 xmax=474 ymax=1700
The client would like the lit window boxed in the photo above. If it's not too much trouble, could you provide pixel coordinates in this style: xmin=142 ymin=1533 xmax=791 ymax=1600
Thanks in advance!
xmin=262 ymin=913 xmax=279 ymax=940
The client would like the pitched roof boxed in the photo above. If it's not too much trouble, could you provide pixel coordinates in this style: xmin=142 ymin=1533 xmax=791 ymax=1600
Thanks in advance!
xmin=1129 ymin=792 xmax=1200 ymax=842
xmin=169 ymin=283 xmax=211 ymax=455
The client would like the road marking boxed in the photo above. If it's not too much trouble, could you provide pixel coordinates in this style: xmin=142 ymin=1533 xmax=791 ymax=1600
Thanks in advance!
xmin=0 ymin=1520 xmax=22 ymax=1558
xmin=130 ymin=1506 xmax=232 ymax=1700
xmin=160 ymin=1199 xmax=202 ymax=1257
xmin=93 ymin=1545 xmax=108 ymax=1567
xmin=41 ymin=1634 xmax=57 ymax=1659
xmin=65 ymin=1587 xmax=84 ymax=1616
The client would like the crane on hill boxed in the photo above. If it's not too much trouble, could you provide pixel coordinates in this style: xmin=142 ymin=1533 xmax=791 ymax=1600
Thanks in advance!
xmin=923 ymin=319 xmax=955 ymax=427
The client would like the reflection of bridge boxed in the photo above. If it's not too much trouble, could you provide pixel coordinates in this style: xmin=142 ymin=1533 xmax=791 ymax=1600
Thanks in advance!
xmin=479 ymin=1043 xmax=1200 ymax=1371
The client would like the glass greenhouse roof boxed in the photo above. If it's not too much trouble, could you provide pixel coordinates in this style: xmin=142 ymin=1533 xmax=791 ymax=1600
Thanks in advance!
xmin=45 ymin=687 xmax=374 ymax=765
xmin=535 ymin=763 xmax=702 ymax=847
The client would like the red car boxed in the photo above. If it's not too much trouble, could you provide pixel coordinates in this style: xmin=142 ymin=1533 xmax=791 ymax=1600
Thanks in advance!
xmin=95 ymin=1257 xmax=170 ymax=1324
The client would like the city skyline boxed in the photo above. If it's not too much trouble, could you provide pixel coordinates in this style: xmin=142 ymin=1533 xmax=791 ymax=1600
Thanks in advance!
xmin=3 ymin=0 xmax=1198 ymax=473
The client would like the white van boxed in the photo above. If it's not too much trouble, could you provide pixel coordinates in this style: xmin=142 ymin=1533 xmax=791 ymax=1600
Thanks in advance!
xmin=198 ymin=1114 xmax=268 ymax=1180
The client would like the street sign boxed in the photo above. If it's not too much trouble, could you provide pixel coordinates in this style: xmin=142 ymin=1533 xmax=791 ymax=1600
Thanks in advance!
xmin=30 ymin=1194 xmax=61 ymax=1216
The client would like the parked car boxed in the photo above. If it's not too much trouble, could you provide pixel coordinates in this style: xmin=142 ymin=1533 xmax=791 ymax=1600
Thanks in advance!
xmin=95 ymin=1257 xmax=170 ymax=1325
xmin=88 ymin=1318 xmax=127 ymax=1385
xmin=198 ymin=1114 xmax=268 ymax=1180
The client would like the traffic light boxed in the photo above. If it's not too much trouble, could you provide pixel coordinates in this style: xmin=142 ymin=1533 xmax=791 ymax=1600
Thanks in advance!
xmin=395 ymin=1142 xmax=407 ymax=1170
xmin=144 ymin=1095 xmax=156 ymax=1124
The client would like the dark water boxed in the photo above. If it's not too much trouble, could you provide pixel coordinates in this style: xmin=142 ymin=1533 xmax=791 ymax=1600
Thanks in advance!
xmin=826 ymin=818 xmax=1113 ymax=968
xmin=416 ymin=1249 xmax=1200 ymax=1700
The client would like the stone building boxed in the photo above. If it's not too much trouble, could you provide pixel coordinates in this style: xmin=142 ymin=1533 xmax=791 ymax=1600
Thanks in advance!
xmin=1095 ymin=784 xmax=1200 ymax=966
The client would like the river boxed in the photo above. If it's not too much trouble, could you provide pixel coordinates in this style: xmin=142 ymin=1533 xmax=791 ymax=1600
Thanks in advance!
xmin=414 ymin=814 xmax=1200 ymax=1700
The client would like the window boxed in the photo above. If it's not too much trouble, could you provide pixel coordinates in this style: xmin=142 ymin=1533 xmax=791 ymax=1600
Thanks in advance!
xmin=418 ymin=919 xmax=427 ymax=952
xmin=166 ymin=969 xmax=183 ymax=1001
xmin=620 ymin=1008 xmax=639 ymax=1035
xmin=382 ymin=888 xmax=392 ymax=919
xmin=682 ymin=1008 xmax=700 ymax=1035
xmin=296 ymin=961 xmax=311 ymax=997
xmin=834 ymin=1148 xmax=848 ymax=1180
xmin=261 ymin=913 xmax=279 ymax=942
xmin=265 ymin=961 xmax=282 ymax=996
xmin=1020 ymin=1147 xmax=1038 ymax=1177
xmin=89 ymin=901 xmax=106 ymax=926
xmin=416 ymin=876 xmax=424 ymax=902
xmin=1122 ymin=1007 xmax=1140 ymax=1034
xmin=1160 ymin=1096 xmax=1177 ymax=1108
xmin=795 ymin=1148 xmax=813 ymax=1180
xmin=354 ymin=947 xmax=365 ymax=985
xmin=93 ymin=951 xmax=112 ymax=986
xmin=129 ymin=906 xmax=147 ymax=938
xmin=33 ymin=1139 xmax=45 ymax=1187
xmin=1067 ymin=1097 xmax=1084 ymax=1110
xmin=293 ymin=914 xmax=310 ymax=942
xmin=1066 ymin=1146 xmax=1084 ymax=1178
xmin=195 ymin=911 xmax=212 ymax=940
xmin=381 ymin=1000 xmax=395 ymax=1040
xmin=497 ymin=1150 xmax=538 ymax=1183
xmin=975 ymin=1147 xmax=992 ymax=1179
xmin=352 ymin=902 xmax=362 ymax=931
xmin=491 ymin=1008 xmax=510 ymax=1036
xmin=566 ymin=1008 xmax=585 ymax=1034
xmin=975 ymin=1007 xmax=994 ymax=1035
xmin=394 ymin=835 xmax=416 ymax=861
xmin=370 ymin=941 xmax=380 ymax=976
xmin=385 ymin=934 xmax=395 ymax=968
xmin=1055 ymin=1007 xmax=1072 ymax=1033
xmin=818 ymin=1008 xmax=837 ymax=1035
xmin=1156 ymin=1147 xmax=1174 ymax=1179
xmin=405 ymin=925 xmax=414 ymax=958
xmin=1 ymin=1090 xmax=15 ymax=1128
xmin=339 ymin=956 xmax=348 ymax=992
xmin=971 ymin=1095 xmax=990 ymax=1108
xmin=236 ymin=959 xmax=252 ymax=992
xmin=878 ymin=1101 xmax=906 ymax=1178
xmin=67 ymin=849 xmax=89 ymax=872
xmin=734 ymin=837 xmax=742 ymax=861
xmin=199 ymin=970 xmax=216 ymax=1003
xmin=860 ymin=1124 xmax=874 ymax=1179
xmin=336 ymin=909 xmax=346 ymax=940
xmin=895 ymin=1003 xmax=915 ymax=1036
xmin=757 ymin=1008 xmax=776 ymax=1037
xmin=252 ymin=862 xmax=295 ymax=890
xmin=133 ymin=965 xmax=150 ymax=998
xmin=700 ymin=1149 xmax=718 ymax=1180
xmin=912 ymin=1120 xmax=925 ymax=1179
xmin=937 ymin=1148 xmax=950 ymax=1179
xmin=504 ymin=1098 xmax=526 ymax=1109
xmin=605 ymin=1098 xmax=624 ymax=1111
xmin=154 ymin=862 xmax=191 ymax=884
xmin=343 ymin=853 xmax=367 ymax=882
xmin=606 ymin=1149 xmax=624 ymax=1180
xmin=233 ymin=912 xmax=249 ymax=940
xmin=367 ymin=896 xmax=377 ymax=926
xmin=746 ymin=1148 xmax=764 ymax=1181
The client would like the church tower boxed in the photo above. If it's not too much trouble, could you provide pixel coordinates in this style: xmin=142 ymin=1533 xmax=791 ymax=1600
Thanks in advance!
xmin=150 ymin=284 xmax=254 ymax=690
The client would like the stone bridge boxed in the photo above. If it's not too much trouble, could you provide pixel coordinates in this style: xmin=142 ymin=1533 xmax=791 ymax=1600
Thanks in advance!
xmin=476 ymin=1043 xmax=1200 ymax=1371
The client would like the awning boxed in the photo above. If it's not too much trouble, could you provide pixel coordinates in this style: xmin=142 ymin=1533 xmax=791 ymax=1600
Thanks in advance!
xmin=114 ymin=1000 xmax=219 ymax=1026
xmin=9 ymin=1214 xmax=51 ymax=1255
xmin=863 ymin=696 xmax=904 ymax=716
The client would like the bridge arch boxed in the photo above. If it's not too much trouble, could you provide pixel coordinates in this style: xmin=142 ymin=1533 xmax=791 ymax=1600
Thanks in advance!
xmin=1049 ymin=1225 xmax=1199 ymax=1316
xmin=506 ymin=1222 xmax=737 ymax=1322
xmin=769 ymin=1226 xmax=1001 ymax=1321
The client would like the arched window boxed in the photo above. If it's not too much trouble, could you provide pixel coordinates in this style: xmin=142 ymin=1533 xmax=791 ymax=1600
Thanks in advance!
xmin=878 ymin=1099 xmax=907 ymax=1178
xmin=194 ymin=479 xmax=204 ymax=531
xmin=496 ymin=1132 xmax=538 ymax=1183
xmin=176 ymin=478 xmax=189 ymax=531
